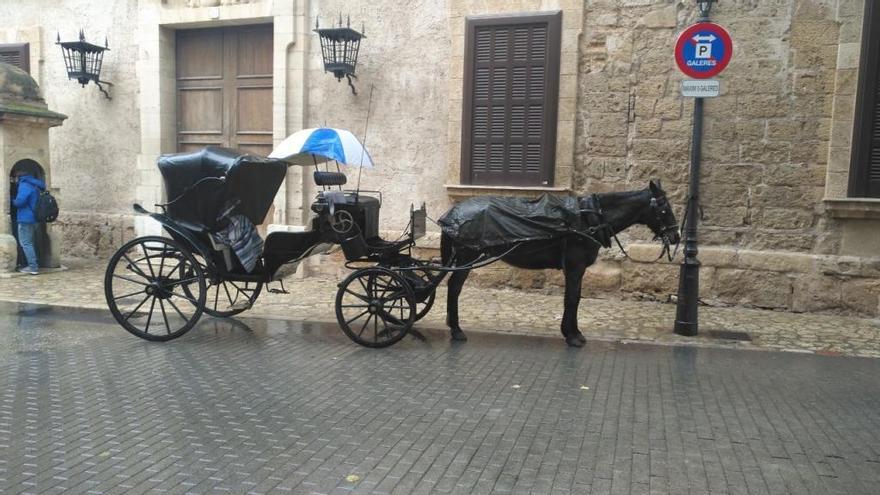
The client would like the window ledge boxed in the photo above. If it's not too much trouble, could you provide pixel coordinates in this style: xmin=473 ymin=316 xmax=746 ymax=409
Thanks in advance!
xmin=445 ymin=184 xmax=571 ymax=198
xmin=824 ymin=198 xmax=880 ymax=219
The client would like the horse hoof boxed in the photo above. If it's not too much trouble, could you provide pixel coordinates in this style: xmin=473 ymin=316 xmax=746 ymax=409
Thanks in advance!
xmin=450 ymin=328 xmax=468 ymax=341
xmin=576 ymin=333 xmax=587 ymax=343
xmin=566 ymin=336 xmax=585 ymax=348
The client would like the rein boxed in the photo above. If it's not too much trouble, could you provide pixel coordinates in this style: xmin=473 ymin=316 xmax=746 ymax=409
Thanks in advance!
xmin=582 ymin=193 xmax=681 ymax=263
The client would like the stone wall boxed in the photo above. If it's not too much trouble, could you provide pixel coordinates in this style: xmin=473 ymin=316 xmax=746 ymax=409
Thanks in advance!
xmin=0 ymin=0 xmax=142 ymax=256
xmin=305 ymin=0 xmax=880 ymax=318
xmin=302 ymin=0 xmax=454 ymax=233
xmin=575 ymin=0 xmax=841 ymax=252
xmin=2 ymin=0 xmax=878 ymax=317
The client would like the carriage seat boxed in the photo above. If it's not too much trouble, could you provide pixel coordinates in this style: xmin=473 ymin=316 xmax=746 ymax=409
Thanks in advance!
xmin=313 ymin=171 xmax=347 ymax=187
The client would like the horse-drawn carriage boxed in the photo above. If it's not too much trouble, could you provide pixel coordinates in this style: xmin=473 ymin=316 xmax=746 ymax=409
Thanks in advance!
xmin=105 ymin=128 xmax=680 ymax=348
xmin=104 ymin=130 xmax=448 ymax=347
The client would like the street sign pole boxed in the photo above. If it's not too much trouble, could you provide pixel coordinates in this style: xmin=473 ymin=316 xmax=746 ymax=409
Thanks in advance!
xmin=674 ymin=1 xmax=724 ymax=337
xmin=674 ymin=94 xmax=703 ymax=336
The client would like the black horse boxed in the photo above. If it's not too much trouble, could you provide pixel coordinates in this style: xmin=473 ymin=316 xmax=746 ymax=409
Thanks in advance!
xmin=440 ymin=181 xmax=680 ymax=347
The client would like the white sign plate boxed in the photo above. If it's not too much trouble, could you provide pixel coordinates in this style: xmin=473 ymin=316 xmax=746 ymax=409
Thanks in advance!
xmin=681 ymin=79 xmax=720 ymax=98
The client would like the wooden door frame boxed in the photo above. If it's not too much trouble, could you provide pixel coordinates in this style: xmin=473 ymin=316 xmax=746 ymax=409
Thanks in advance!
xmin=135 ymin=2 xmax=309 ymax=231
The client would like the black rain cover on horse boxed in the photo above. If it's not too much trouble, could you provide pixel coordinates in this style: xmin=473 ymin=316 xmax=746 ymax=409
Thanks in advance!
xmin=438 ymin=194 xmax=584 ymax=250
xmin=158 ymin=147 xmax=287 ymax=231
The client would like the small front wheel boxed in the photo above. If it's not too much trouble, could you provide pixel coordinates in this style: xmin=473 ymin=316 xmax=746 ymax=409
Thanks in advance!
xmin=335 ymin=267 xmax=416 ymax=348
xmin=104 ymin=236 xmax=207 ymax=341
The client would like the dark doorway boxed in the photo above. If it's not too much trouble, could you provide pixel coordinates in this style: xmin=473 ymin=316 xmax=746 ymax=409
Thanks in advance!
xmin=9 ymin=159 xmax=52 ymax=268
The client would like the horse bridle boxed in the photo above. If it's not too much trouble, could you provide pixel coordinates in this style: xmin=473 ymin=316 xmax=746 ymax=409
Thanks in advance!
xmin=649 ymin=196 xmax=682 ymax=262
xmin=579 ymin=194 xmax=680 ymax=262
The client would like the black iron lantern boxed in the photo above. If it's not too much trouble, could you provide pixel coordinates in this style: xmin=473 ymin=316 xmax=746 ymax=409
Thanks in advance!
xmin=56 ymin=30 xmax=111 ymax=100
xmin=315 ymin=15 xmax=364 ymax=95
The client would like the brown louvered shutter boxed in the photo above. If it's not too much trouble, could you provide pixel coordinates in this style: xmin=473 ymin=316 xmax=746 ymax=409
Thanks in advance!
xmin=0 ymin=43 xmax=30 ymax=74
xmin=462 ymin=13 xmax=561 ymax=187
xmin=850 ymin=2 xmax=880 ymax=197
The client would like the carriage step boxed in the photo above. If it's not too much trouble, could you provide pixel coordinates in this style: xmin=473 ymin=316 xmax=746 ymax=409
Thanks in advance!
xmin=267 ymin=280 xmax=290 ymax=294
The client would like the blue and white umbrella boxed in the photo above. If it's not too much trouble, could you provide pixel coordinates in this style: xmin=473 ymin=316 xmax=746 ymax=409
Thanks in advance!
xmin=269 ymin=127 xmax=374 ymax=168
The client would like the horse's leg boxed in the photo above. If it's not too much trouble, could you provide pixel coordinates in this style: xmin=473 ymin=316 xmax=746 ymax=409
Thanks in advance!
xmin=446 ymin=268 xmax=470 ymax=341
xmin=561 ymin=260 xmax=587 ymax=348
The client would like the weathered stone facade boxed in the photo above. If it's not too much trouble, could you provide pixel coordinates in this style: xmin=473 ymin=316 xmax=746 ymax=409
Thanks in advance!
xmin=1 ymin=0 xmax=878 ymax=316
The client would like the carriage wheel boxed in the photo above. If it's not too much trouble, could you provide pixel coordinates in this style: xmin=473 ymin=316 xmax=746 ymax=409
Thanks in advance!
xmin=104 ymin=236 xmax=207 ymax=341
xmin=405 ymin=262 xmax=443 ymax=322
xmin=335 ymin=267 xmax=416 ymax=348
xmin=415 ymin=288 xmax=436 ymax=322
xmin=181 ymin=261 xmax=263 ymax=318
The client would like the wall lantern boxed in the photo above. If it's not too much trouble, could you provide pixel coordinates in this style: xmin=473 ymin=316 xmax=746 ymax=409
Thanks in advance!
xmin=314 ymin=15 xmax=365 ymax=95
xmin=56 ymin=30 xmax=111 ymax=100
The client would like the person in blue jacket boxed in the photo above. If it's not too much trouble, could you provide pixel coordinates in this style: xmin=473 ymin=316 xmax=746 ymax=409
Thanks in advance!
xmin=11 ymin=171 xmax=45 ymax=275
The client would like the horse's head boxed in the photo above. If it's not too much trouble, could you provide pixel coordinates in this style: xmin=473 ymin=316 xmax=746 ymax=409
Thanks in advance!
xmin=645 ymin=180 xmax=681 ymax=247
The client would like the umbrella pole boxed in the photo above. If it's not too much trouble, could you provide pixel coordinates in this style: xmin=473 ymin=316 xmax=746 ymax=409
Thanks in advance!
xmin=355 ymin=85 xmax=375 ymax=206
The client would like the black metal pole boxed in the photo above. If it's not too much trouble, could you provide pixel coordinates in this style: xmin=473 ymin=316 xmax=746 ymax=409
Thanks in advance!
xmin=674 ymin=1 xmax=714 ymax=337
xmin=674 ymin=95 xmax=703 ymax=336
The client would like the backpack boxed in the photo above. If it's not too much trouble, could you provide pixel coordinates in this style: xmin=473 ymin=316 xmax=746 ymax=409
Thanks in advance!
xmin=35 ymin=190 xmax=59 ymax=223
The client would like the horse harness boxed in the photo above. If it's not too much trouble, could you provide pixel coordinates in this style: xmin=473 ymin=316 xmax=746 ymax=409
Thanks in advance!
xmin=575 ymin=193 xmax=679 ymax=262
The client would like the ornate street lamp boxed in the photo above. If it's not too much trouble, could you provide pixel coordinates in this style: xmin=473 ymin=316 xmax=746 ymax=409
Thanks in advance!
xmin=56 ymin=30 xmax=111 ymax=100
xmin=315 ymin=15 xmax=365 ymax=95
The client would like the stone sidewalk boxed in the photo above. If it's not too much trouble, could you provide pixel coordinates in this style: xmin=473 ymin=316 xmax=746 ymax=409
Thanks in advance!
xmin=2 ymin=258 xmax=880 ymax=358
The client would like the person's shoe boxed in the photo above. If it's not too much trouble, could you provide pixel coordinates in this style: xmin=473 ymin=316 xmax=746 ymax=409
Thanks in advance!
xmin=17 ymin=267 xmax=38 ymax=275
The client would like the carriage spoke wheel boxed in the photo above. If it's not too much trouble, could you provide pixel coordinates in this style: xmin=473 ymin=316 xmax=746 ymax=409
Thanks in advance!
xmin=410 ymin=267 xmax=439 ymax=322
xmin=104 ymin=236 xmax=207 ymax=341
xmin=181 ymin=259 xmax=263 ymax=318
xmin=336 ymin=268 xmax=416 ymax=348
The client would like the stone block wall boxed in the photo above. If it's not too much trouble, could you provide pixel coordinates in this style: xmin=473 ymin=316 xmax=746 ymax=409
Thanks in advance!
xmin=55 ymin=212 xmax=136 ymax=259
xmin=574 ymin=0 xmax=844 ymax=254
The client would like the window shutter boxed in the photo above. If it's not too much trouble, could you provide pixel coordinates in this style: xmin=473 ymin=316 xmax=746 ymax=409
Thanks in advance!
xmin=850 ymin=2 xmax=880 ymax=197
xmin=462 ymin=13 xmax=560 ymax=187
xmin=868 ymin=73 xmax=880 ymax=196
xmin=0 ymin=43 xmax=30 ymax=74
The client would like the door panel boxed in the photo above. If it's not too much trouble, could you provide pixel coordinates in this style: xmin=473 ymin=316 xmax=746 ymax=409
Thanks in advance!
xmin=176 ymin=25 xmax=273 ymax=154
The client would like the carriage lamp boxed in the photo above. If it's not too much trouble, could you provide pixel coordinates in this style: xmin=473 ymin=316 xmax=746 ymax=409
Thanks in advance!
xmin=315 ymin=14 xmax=365 ymax=95
xmin=56 ymin=30 xmax=111 ymax=100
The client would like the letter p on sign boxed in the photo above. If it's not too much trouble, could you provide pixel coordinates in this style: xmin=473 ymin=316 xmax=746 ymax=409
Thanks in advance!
xmin=696 ymin=43 xmax=712 ymax=58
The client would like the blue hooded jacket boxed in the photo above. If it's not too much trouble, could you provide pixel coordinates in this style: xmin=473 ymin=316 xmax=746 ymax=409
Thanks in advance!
xmin=12 ymin=175 xmax=46 ymax=224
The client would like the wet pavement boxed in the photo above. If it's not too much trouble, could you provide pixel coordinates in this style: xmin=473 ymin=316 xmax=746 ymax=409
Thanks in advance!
xmin=0 ymin=302 xmax=879 ymax=494
xmin=1 ymin=259 xmax=880 ymax=358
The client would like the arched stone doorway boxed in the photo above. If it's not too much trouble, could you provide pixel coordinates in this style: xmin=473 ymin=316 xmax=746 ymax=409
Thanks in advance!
xmin=9 ymin=159 xmax=54 ymax=268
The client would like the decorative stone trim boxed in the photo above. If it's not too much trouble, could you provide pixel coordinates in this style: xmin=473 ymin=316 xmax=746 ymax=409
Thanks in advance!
xmin=625 ymin=243 xmax=880 ymax=278
xmin=445 ymin=184 xmax=571 ymax=198
xmin=824 ymin=198 xmax=880 ymax=219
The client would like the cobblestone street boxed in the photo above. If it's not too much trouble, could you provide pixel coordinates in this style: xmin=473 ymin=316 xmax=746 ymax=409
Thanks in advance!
xmin=1 ymin=259 xmax=879 ymax=358
xmin=1 ymin=302 xmax=879 ymax=494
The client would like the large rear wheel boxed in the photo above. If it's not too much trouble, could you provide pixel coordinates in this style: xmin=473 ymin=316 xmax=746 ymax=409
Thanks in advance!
xmin=335 ymin=267 xmax=416 ymax=348
xmin=104 ymin=236 xmax=207 ymax=341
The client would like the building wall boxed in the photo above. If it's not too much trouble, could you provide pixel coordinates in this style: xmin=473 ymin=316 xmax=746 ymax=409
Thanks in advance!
xmin=558 ymin=0 xmax=880 ymax=316
xmin=0 ymin=0 xmax=141 ymax=256
xmin=302 ymin=0 xmax=453 ymax=232
xmin=1 ymin=0 xmax=878 ymax=316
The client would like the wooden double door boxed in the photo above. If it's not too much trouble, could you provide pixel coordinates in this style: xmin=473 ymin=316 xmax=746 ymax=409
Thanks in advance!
xmin=176 ymin=25 xmax=273 ymax=156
